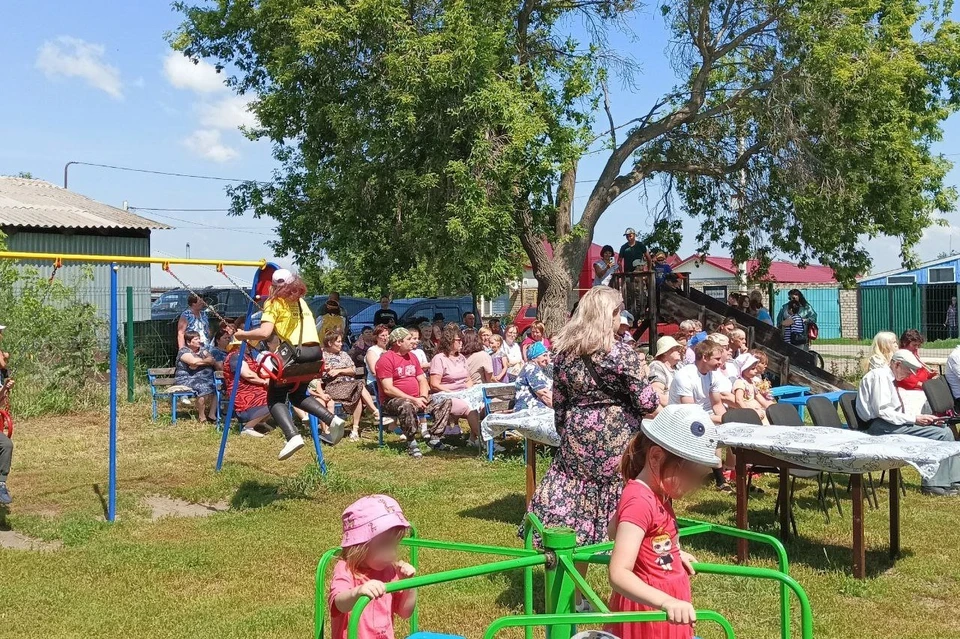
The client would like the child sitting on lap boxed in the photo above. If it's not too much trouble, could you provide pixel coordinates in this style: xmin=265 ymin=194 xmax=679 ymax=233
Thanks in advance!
xmin=732 ymin=351 xmax=773 ymax=424
xmin=329 ymin=495 xmax=417 ymax=639
xmin=606 ymin=405 xmax=723 ymax=639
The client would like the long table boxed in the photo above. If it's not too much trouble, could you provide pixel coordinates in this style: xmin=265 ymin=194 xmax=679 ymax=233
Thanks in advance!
xmin=720 ymin=423 xmax=960 ymax=578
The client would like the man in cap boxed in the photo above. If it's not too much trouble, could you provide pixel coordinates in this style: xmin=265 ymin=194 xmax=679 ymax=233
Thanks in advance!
xmin=619 ymin=228 xmax=652 ymax=318
xmin=858 ymin=349 xmax=960 ymax=496
xmin=375 ymin=327 xmax=455 ymax=459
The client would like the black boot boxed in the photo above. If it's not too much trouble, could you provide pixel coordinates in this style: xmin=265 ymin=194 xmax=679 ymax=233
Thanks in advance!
xmin=299 ymin=397 xmax=345 ymax=445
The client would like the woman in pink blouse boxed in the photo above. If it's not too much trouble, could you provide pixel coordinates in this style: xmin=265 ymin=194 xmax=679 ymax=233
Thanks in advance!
xmin=429 ymin=323 xmax=482 ymax=447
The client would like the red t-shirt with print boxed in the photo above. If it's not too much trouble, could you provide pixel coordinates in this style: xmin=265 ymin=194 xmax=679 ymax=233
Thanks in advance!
xmin=375 ymin=349 xmax=423 ymax=398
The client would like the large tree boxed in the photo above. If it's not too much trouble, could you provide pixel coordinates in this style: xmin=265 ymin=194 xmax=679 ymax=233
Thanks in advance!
xmin=173 ymin=0 xmax=960 ymax=330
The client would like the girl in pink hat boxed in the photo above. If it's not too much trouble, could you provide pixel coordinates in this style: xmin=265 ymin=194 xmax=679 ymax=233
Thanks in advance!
xmin=328 ymin=495 xmax=417 ymax=639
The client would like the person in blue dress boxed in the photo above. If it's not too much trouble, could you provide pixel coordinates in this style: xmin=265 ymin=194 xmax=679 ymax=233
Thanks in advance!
xmin=175 ymin=330 xmax=218 ymax=423
xmin=515 ymin=342 xmax=553 ymax=410
xmin=177 ymin=294 xmax=212 ymax=349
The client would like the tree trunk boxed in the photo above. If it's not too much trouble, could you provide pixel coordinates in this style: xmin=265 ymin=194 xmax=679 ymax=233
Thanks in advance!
xmin=534 ymin=261 xmax=574 ymax=336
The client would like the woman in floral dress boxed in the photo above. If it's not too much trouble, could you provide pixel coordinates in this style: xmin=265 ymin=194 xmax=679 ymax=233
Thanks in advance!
xmin=527 ymin=286 xmax=659 ymax=607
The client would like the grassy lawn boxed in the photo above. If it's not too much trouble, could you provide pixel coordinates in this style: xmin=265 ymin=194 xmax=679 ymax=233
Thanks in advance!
xmin=3 ymin=403 xmax=960 ymax=639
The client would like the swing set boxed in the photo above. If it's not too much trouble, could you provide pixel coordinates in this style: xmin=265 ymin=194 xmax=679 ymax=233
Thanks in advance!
xmin=0 ymin=251 xmax=334 ymax=522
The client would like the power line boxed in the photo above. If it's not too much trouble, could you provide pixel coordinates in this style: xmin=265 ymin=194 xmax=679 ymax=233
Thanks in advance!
xmin=133 ymin=209 xmax=277 ymax=237
xmin=129 ymin=207 xmax=232 ymax=212
xmin=64 ymin=160 xmax=270 ymax=188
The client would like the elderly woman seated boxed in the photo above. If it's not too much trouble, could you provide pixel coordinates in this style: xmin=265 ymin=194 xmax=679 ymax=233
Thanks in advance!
xmin=222 ymin=339 xmax=271 ymax=437
xmin=321 ymin=328 xmax=382 ymax=442
xmin=429 ymin=323 xmax=483 ymax=447
xmin=175 ymin=330 xmax=218 ymax=423
xmin=515 ymin=342 xmax=553 ymax=410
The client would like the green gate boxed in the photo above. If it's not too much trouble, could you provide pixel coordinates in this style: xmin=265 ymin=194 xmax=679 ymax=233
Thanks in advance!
xmin=859 ymin=284 xmax=921 ymax=339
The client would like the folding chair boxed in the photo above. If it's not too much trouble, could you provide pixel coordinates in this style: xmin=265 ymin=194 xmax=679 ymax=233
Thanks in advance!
xmin=837 ymin=392 xmax=889 ymax=506
xmin=923 ymin=376 xmax=960 ymax=438
xmin=789 ymin=398 xmax=845 ymax=519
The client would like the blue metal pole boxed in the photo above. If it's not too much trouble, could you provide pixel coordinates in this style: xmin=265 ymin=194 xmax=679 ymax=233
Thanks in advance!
xmin=108 ymin=263 xmax=119 ymax=522
xmin=216 ymin=266 xmax=267 ymax=471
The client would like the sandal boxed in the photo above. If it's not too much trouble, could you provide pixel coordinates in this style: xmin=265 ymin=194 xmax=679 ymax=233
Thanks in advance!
xmin=715 ymin=482 xmax=734 ymax=494
xmin=428 ymin=440 xmax=454 ymax=452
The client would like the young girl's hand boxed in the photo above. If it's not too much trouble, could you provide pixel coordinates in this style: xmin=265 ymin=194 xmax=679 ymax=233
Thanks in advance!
xmin=355 ymin=579 xmax=387 ymax=600
xmin=661 ymin=597 xmax=697 ymax=625
xmin=395 ymin=561 xmax=416 ymax=578
xmin=679 ymin=550 xmax=697 ymax=575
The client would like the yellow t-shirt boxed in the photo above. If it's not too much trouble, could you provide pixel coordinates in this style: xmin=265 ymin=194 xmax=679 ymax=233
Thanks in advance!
xmin=262 ymin=298 xmax=320 ymax=346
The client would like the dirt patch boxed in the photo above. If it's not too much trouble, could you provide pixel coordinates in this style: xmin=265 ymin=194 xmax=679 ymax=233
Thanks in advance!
xmin=144 ymin=495 xmax=230 ymax=521
xmin=0 ymin=530 xmax=62 ymax=551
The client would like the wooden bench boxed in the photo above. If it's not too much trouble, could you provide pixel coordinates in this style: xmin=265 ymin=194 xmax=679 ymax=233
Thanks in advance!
xmin=147 ymin=368 xmax=196 ymax=424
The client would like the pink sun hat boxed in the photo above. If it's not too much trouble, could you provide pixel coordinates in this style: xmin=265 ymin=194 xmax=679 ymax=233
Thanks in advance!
xmin=341 ymin=495 xmax=410 ymax=548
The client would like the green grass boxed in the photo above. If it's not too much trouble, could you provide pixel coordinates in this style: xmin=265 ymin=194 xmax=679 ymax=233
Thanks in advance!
xmin=3 ymin=403 xmax=960 ymax=638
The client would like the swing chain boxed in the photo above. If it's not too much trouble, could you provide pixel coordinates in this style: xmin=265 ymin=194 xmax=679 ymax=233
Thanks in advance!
xmin=163 ymin=265 xmax=232 ymax=326
xmin=218 ymin=265 xmax=264 ymax=311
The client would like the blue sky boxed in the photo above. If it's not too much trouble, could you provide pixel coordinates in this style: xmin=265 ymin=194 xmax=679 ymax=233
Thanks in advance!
xmin=1 ymin=2 xmax=959 ymax=287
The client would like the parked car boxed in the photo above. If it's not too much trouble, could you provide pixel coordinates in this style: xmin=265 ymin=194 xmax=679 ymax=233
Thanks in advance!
xmin=306 ymin=295 xmax=376 ymax=320
xmin=348 ymin=296 xmax=478 ymax=340
xmin=150 ymin=287 xmax=252 ymax=322
xmin=513 ymin=304 xmax=539 ymax=337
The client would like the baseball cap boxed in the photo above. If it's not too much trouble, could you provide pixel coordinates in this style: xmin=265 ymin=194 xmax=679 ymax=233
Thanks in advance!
xmin=890 ymin=349 xmax=922 ymax=372
xmin=623 ymin=227 xmax=636 ymax=236
xmin=389 ymin=326 xmax=411 ymax=345
xmin=341 ymin=495 xmax=410 ymax=548
xmin=619 ymin=311 xmax=634 ymax=326
xmin=641 ymin=405 xmax=723 ymax=468
xmin=271 ymin=268 xmax=293 ymax=285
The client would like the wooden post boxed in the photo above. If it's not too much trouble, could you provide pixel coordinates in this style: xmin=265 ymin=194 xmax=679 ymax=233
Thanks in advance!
xmin=889 ymin=468 xmax=901 ymax=560
xmin=736 ymin=451 xmax=749 ymax=562
xmin=649 ymin=271 xmax=660 ymax=355
xmin=778 ymin=468 xmax=791 ymax=540
xmin=851 ymin=473 xmax=865 ymax=578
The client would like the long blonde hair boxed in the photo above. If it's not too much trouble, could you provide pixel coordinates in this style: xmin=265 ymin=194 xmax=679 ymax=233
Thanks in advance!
xmin=870 ymin=331 xmax=898 ymax=364
xmin=552 ymin=287 xmax=621 ymax=357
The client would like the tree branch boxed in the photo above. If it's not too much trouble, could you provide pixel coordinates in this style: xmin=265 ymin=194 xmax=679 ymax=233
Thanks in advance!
xmin=555 ymin=165 xmax=576 ymax=237
xmin=601 ymin=75 xmax=617 ymax=148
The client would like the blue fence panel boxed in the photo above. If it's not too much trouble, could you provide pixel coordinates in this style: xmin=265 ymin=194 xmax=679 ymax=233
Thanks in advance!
xmin=773 ymin=287 xmax=841 ymax=339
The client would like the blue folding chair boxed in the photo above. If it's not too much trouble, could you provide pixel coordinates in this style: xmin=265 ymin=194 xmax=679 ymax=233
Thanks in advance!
xmin=481 ymin=385 xmax=519 ymax=461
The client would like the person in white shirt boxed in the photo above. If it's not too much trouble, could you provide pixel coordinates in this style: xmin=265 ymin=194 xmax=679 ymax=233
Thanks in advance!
xmin=945 ymin=344 xmax=960 ymax=403
xmin=668 ymin=339 xmax=730 ymax=491
xmin=500 ymin=325 xmax=524 ymax=381
xmin=858 ymin=349 xmax=960 ymax=496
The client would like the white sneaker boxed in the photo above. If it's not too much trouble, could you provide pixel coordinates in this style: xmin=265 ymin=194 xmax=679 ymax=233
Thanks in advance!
xmin=467 ymin=437 xmax=479 ymax=448
xmin=382 ymin=416 xmax=395 ymax=426
xmin=241 ymin=428 xmax=264 ymax=438
xmin=575 ymin=599 xmax=595 ymax=613
xmin=278 ymin=434 xmax=305 ymax=460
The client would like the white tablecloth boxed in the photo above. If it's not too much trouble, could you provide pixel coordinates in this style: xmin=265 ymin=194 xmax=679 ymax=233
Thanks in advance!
xmin=718 ymin=423 xmax=960 ymax=480
xmin=433 ymin=383 xmax=515 ymax=412
xmin=481 ymin=408 xmax=559 ymax=447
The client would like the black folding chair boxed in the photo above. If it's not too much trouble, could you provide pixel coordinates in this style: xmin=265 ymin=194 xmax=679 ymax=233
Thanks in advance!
xmin=923 ymin=376 xmax=960 ymax=438
xmin=767 ymin=401 xmax=842 ymax=522
xmin=837 ymin=392 xmax=890 ymax=506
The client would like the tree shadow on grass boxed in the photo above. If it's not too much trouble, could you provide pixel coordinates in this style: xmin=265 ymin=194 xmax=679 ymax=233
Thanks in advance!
xmin=492 ymin=561 xmax=547 ymax=612
xmin=230 ymin=480 xmax=289 ymax=510
xmin=0 ymin=506 xmax=9 ymax=531
xmin=459 ymin=494 xmax=527 ymax=525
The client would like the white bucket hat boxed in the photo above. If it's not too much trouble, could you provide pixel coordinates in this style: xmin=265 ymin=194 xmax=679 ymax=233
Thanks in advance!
xmin=641 ymin=405 xmax=723 ymax=468
xmin=736 ymin=353 xmax=759 ymax=374
xmin=655 ymin=335 xmax=682 ymax=356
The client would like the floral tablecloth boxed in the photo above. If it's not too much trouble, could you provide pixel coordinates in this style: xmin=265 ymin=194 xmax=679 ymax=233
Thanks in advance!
xmin=481 ymin=408 xmax=559 ymax=447
xmin=432 ymin=383 xmax=515 ymax=412
xmin=718 ymin=423 xmax=960 ymax=480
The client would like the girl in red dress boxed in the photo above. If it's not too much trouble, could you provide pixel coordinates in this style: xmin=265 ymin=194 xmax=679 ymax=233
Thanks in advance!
xmin=606 ymin=405 xmax=723 ymax=639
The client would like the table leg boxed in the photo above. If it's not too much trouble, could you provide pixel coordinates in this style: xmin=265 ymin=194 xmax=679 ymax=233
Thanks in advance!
xmin=778 ymin=468 xmax=791 ymax=540
xmin=889 ymin=467 xmax=901 ymax=560
xmin=525 ymin=440 xmax=536 ymax=508
xmin=736 ymin=452 xmax=749 ymax=562
xmin=851 ymin=473 xmax=865 ymax=578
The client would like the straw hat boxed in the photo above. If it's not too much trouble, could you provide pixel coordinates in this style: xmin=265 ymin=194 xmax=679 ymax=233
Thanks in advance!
xmin=655 ymin=335 xmax=682 ymax=356
xmin=641 ymin=405 xmax=723 ymax=468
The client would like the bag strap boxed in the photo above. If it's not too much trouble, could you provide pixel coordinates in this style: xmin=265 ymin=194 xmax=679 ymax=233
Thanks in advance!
xmin=581 ymin=354 xmax=604 ymax=387
xmin=296 ymin=298 xmax=305 ymax=347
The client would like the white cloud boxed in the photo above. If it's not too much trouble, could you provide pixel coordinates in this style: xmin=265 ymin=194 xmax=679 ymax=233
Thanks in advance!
xmin=181 ymin=129 xmax=239 ymax=163
xmin=163 ymin=51 xmax=226 ymax=94
xmin=198 ymin=94 xmax=257 ymax=130
xmin=35 ymin=36 xmax=123 ymax=99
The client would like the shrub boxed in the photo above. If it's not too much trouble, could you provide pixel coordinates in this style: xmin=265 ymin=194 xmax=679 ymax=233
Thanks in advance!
xmin=0 ymin=260 xmax=105 ymax=417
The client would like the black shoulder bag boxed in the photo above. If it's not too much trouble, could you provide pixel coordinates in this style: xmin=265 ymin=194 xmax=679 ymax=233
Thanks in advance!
xmin=274 ymin=299 xmax=305 ymax=367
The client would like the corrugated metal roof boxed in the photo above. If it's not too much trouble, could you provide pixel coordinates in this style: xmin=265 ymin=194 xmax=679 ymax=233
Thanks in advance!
xmin=0 ymin=177 xmax=171 ymax=230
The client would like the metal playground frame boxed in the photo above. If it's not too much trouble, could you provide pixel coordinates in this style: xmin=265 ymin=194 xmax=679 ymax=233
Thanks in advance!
xmin=314 ymin=514 xmax=814 ymax=639
xmin=0 ymin=251 xmax=281 ymax=521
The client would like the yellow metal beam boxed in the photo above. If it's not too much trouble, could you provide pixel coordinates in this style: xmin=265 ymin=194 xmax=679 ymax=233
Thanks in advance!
xmin=0 ymin=251 xmax=266 ymax=268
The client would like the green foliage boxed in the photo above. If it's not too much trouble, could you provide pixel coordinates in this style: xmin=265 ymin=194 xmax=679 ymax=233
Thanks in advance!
xmin=172 ymin=0 xmax=960 ymax=319
xmin=0 ymin=256 xmax=105 ymax=417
